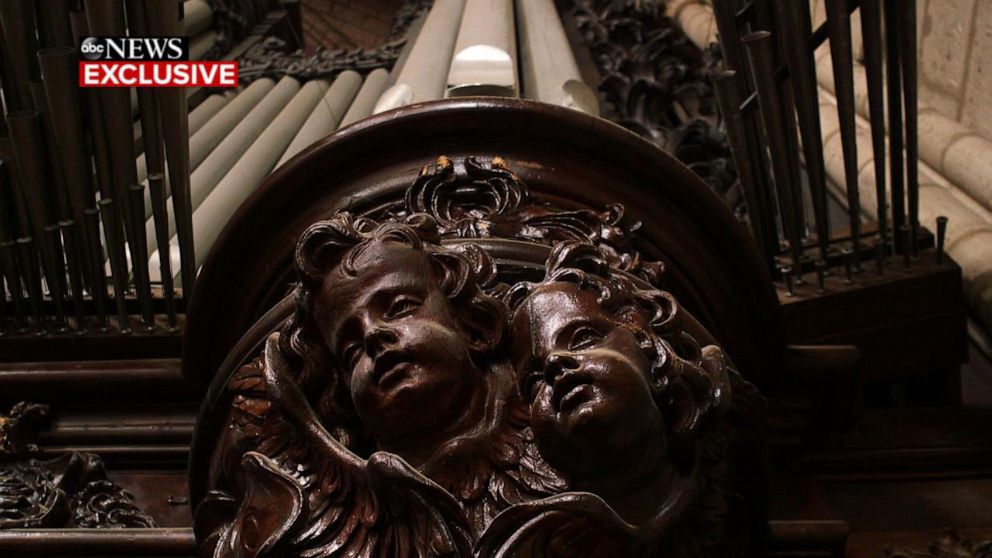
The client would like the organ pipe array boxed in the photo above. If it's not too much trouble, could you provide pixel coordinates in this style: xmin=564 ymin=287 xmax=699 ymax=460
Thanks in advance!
xmin=0 ymin=0 xmax=599 ymax=338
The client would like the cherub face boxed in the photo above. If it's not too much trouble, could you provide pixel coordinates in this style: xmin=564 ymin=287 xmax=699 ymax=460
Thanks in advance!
xmin=314 ymin=242 xmax=485 ymax=451
xmin=510 ymin=283 xmax=664 ymax=474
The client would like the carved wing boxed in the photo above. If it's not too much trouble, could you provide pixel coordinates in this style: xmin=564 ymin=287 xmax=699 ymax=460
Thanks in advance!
xmin=213 ymin=334 xmax=473 ymax=558
xmin=475 ymin=493 xmax=639 ymax=558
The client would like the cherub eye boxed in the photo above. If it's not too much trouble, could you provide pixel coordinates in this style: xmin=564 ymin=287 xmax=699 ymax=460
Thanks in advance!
xmin=342 ymin=342 xmax=363 ymax=368
xmin=384 ymin=296 xmax=422 ymax=320
xmin=569 ymin=326 xmax=602 ymax=350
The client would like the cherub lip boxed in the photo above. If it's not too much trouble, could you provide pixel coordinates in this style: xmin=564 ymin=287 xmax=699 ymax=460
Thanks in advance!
xmin=552 ymin=371 xmax=593 ymax=412
xmin=372 ymin=351 xmax=413 ymax=388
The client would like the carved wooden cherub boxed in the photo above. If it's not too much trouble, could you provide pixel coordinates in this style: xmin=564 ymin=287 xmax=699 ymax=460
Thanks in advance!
xmin=198 ymin=212 xmax=563 ymax=557
xmin=477 ymin=241 xmax=766 ymax=557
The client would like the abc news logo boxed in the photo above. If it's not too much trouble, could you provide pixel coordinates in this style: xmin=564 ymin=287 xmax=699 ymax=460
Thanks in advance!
xmin=80 ymin=37 xmax=188 ymax=61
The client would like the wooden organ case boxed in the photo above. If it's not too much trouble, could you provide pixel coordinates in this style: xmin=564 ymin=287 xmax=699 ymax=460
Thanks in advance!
xmin=0 ymin=0 xmax=987 ymax=557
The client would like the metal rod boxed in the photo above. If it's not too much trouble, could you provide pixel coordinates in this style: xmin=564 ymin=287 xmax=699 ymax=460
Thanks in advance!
xmin=42 ymin=225 xmax=68 ymax=331
xmin=875 ymin=235 xmax=885 ymax=277
xmin=15 ymin=237 xmax=44 ymax=334
xmin=0 ymin=241 xmax=25 ymax=330
xmin=936 ymin=216 xmax=947 ymax=265
xmin=842 ymin=247 xmax=854 ymax=284
xmin=711 ymin=0 xmax=749 ymax=77
xmin=35 ymin=0 xmax=74 ymax=49
xmin=815 ymin=259 xmax=827 ymax=293
xmin=783 ymin=266 xmax=795 ymax=297
xmin=0 ymin=0 xmax=40 ymax=111
xmin=712 ymin=70 xmax=777 ymax=269
xmin=885 ymin=0 xmax=906 ymax=250
xmin=127 ymin=184 xmax=155 ymax=331
xmin=97 ymin=199 xmax=132 ymax=334
xmin=825 ymin=0 xmax=863 ymax=267
xmin=777 ymin=0 xmax=830 ymax=262
xmin=901 ymin=224 xmax=911 ymax=269
xmin=83 ymin=208 xmax=109 ymax=330
xmin=5 ymin=112 xmax=56 ymax=255
xmin=38 ymin=46 xmax=101 ymax=290
xmin=899 ymin=0 xmax=919 ymax=258
xmin=30 ymin=81 xmax=69 ymax=221
xmin=744 ymin=31 xmax=804 ymax=279
xmin=147 ymin=0 xmax=196 ymax=296
xmin=148 ymin=173 xmax=176 ymax=330
xmin=59 ymin=220 xmax=87 ymax=333
xmin=860 ymin=0 xmax=889 ymax=259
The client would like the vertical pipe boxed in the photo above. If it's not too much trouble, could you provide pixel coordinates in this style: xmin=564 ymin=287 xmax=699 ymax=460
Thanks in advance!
xmin=777 ymin=0 xmax=830 ymax=262
xmin=15 ymin=237 xmax=44 ymax=334
xmin=83 ymin=208 xmax=109 ymax=330
xmin=711 ymin=0 xmax=749 ymax=77
xmin=35 ymin=0 xmax=74 ymax=49
xmin=6 ymin=111 xmax=69 ymax=324
xmin=148 ymin=173 xmax=177 ymax=330
xmin=513 ymin=0 xmax=597 ymax=114
xmin=38 ymin=47 xmax=101 ymax=290
xmin=128 ymin=184 xmax=155 ymax=331
xmin=0 ymin=242 xmax=24 ymax=330
xmin=148 ymin=0 xmax=196 ymax=295
xmin=98 ymin=199 xmax=131 ymax=333
xmin=825 ymin=0 xmax=863 ymax=265
xmin=744 ymin=31 xmax=804 ymax=279
xmin=374 ymin=0 xmax=466 ymax=113
xmin=0 ymin=0 xmax=40 ymax=111
xmin=712 ymin=70 xmax=777 ymax=269
xmin=884 ymin=0 xmax=905 ymax=251
xmin=860 ymin=0 xmax=889 ymax=263
xmin=446 ymin=0 xmax=517 ymax=98
xmin=60 ymin=220 xmax=87 ymax=333
xmin=899 ymin=0 xmax=919 ymax=257
xmin=936 ymin=216 xmax=947 ymax=265
xmin=42 ymin=225 xmax=68 ymax=331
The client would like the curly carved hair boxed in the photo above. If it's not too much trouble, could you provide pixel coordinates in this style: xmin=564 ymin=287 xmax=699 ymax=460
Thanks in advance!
xmin=505 ymin=241 xmax=731 ymax=467
xmin=278 ymin=211 xmax=508 ymax=452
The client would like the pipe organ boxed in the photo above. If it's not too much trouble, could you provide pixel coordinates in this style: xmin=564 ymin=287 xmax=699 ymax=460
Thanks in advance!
xmin=0 ymin=0 xmax=987 ymax=556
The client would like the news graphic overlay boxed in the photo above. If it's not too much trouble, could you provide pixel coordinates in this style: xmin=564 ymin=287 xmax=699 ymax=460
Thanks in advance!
xmin=79 ymin=37 xmax=237 ymax=87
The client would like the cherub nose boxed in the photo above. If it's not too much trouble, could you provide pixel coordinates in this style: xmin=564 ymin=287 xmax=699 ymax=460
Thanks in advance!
xmin=544 ymin=352 xmax=579 ymax=384
xmin=364 ymin=326 xmax=398 ymax=358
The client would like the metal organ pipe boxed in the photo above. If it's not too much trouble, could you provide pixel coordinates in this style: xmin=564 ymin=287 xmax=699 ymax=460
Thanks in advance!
xmin=374 ymin=0 xmax=466 ymax=113
xmin=143 ymin=77 xmax=296 ymax=257
xmin=277 ymin=71 xmax=362 ymax=167
xmin=136 ymin=93 xmax=232 ymax=188
xmin=341 ymin=69 xmax=389 ymax=128
xmin=150 ymin=79 xmax=328 ymax=278
xmin=515 ymin=0 xmax=598 ymax=115
xmin=446 ymin=0 xmax=517 ymax=97
xmin=183 ymin=0 xmax=213 ymax=37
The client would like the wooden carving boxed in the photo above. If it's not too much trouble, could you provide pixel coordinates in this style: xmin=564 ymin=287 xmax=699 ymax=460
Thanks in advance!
xmin=195 ymin=158 xmax=765 ymax=557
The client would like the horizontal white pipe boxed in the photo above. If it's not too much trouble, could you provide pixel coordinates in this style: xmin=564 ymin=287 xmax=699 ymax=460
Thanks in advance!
xmin=276 ymin=70 xmax=362 ymax=167
xmin=340 ymin=68 xmax=389 ymax=127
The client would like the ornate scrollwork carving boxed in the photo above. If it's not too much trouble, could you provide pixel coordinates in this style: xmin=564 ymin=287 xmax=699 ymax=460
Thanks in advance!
xmin=0 ymin=449 xmax=156 ymax=529
xmin=0 ymin=401 xmax=48 ymax=456
xmin=560 ymin=0 xmax=743 ymax=215
xmin=376 ymin=156 xmax=664 ymax=283
xmin=236 ymin=0 xmax=431 ymax=83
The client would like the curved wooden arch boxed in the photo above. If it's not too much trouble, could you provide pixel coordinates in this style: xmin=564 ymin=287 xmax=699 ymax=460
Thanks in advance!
xmin=182 ymin=98 xmax=783 ymax=390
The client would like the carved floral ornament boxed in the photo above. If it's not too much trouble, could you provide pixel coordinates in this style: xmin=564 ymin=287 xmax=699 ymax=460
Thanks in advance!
xmin=195 ymin=157 xmax=766 ymax=557
xmin=0 ymin=403 xmax=156 ymax=529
